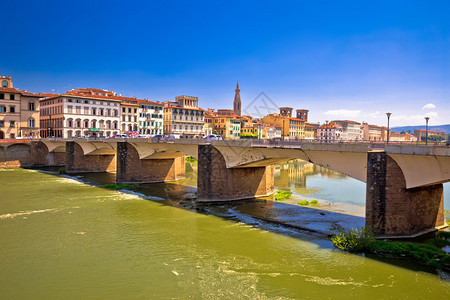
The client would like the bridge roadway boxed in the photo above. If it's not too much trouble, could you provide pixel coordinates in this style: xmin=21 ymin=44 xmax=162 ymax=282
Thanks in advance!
xmin=1 ymin=138 xmax=449 ymax=238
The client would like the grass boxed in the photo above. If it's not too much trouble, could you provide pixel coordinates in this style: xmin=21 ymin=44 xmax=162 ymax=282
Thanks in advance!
xmin=103 ymin=183 xmax=139 ymax=190
xmin=185 ymin=156 xmax=198 ymax=163
xmin=297 ymin=199 xmax=319 ymax=206
xmin=274 ymin=190 xmax=292 ymax=201
xmin=331 ymin=227 xmax=450 ymax=270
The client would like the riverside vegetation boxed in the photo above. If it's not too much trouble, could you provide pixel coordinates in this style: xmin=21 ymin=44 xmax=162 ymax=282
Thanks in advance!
xmin=274 ymin=190 xmax=292 ymax=201
xmin=331 ymin=227 xmax=450 ymax=270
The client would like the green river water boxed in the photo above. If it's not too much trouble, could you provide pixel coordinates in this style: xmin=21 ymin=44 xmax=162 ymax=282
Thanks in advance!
xmin=0 ymin=163 xmax=449 ymax=299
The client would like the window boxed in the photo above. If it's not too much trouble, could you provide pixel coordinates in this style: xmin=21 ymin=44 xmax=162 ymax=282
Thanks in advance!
xmin=84 ymin=107 xmax=89 ymax=114
xmin=0 ymin=106 xmax=5 ymax=112
xmin=128 ymin=108 xmax=131 ymax=113
xmin=134 ymin=108 xmax=137 ymax=113
xmin=29 ymin=118 xmax=35 ymax=128
xmin=10 ymin=121 xmax=15 ymax=127
xmin=10 ymin=94 xmax=15 ymax=100
xmin=1 ymin=93 xmax=5 ymax=99
xmin=10 ymin=106 xmax=15 ymax=113
xmin=1 ymin=80 xmax=7 ymax=87
xmin=29 ymin=102 xmax=35 ymax=111
xmin=122 ymin=107 xmax=126 ymax=113
xmin=0 ymin=121 xmax=3 ymax=127
xmin=92 ymin=108 xmax=96 ymax=115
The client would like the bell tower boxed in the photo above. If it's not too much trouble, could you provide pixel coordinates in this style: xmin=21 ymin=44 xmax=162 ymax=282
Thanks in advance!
xmin=233 ymin=81 xmax=241 ymax=116
xmin=1 ymin=75 xmax=13 ymax=88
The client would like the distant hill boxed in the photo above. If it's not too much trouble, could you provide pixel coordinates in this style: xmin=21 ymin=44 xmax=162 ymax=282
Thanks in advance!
xmin=391 ymin=124 xmax=450 ymax=134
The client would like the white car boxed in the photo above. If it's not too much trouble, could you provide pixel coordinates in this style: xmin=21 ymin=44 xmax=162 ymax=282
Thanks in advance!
xmin=113 ymin=134 xmax=128 ymax=139
xmin=205 ymin=134 xmax=223 ymax=140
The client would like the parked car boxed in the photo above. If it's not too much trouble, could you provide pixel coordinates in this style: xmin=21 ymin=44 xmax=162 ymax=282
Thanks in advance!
xmin=205 ymin=134 xmax=223 ymax=140
xmin=136 ymin=134 xmax=150 ymax=138
xmin=113 ymin=134 xmax=127 ymax=139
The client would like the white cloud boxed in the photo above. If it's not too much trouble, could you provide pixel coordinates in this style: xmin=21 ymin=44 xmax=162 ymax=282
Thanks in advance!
xmin=368 ymin=111 xmax=381 ymax=118
xmin=391 ymin=111 xmax=438 ymax=123
xmin=422 ymin=103 xmax=436 ymax=110
xmin=323 ymin=109 xmax=361 ymax=118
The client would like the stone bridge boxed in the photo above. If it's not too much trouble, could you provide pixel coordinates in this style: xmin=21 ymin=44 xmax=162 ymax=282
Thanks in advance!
xmin=1 ymin=138 xmax=449 ymax=238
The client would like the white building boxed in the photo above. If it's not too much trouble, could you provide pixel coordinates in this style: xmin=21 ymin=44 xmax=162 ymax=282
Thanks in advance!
xmin=316 ymin=122 xmax=344 ymax=143
xmin=164 ymin=95 xmax=205 ymax=138
xmin=40 ymin=92 xmax=120 ymax=138
xmin=138 ymin=99 xmax=164 ymax=136
xmin=332 ymin=120 xmax=363 ymax=141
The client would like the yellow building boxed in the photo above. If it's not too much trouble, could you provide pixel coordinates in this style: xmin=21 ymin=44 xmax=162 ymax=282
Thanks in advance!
xmin=261 ymin=107 xmax=308 ymax=139
xmin=120 ymin=99 xmax=140 ymax=133
xmin=205 ymin=113 xmax=241 ymax=139
xmin=304 ymin=124 xmax=315 ymax=141
xmin=0 ymin=76 xmax=41 ymax=139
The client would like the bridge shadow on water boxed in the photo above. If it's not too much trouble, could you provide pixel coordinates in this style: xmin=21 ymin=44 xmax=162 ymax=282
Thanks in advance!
xmin=30 ymin=166 xmax=448 ymax=277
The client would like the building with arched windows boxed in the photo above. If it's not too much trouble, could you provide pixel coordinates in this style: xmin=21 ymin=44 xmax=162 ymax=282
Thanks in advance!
xmin=40 ymin=89 xmax=121 ymax=138
xmin=163 ymin=95 xmax=205 ymax=138
xmin=0 ymin=75 xmax=41 ymax=139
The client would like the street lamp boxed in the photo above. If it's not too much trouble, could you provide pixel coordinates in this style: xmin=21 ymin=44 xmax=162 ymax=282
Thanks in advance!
xmin=386 ymin=112 xmax=392 ymax=144
xmin=425 ymin=116 xmax=430 ymax=145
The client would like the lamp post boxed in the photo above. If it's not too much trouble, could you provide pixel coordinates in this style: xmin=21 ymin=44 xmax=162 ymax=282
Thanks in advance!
xmin=282 ymin=117 xmax=286 ymax=141
xmin=386 ymin=112 xmax=392 ymax=144
xmin=425 ymin=116 xmax=430 ymax=145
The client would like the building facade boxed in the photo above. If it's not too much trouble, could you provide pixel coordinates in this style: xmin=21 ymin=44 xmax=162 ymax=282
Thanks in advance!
xmin=362 ymin=123 xmax=385 ymax=141
xmin=138 ymin=100 xmax=164 ymax=136
xmin=316 ymin=122 xmax=344 ymax=143
xmin=332 ymin=120 xmax=363 ymax=141
xmin=0 ymin=76 xmax=41 ymax=139
xmin=40 ymin=92 xmax=121 ymax=138
xmin=120 ymin=99 xmax=139 ymax=134
xmin=164 ymin=95 xmax=205 ymax=138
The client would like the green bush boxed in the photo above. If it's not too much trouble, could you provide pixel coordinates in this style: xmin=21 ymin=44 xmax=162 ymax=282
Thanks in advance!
xmin=310 ymin=200 xmax=319 ymax=205
xmin=185 ymin=156 xmax=198 ymax=163
xmin=331 ymin=228 xmax=450 ymax=269
xmin=331 ymin=227 xmax=374 ymax=251
xmin=58 ymin=168 xmax=67 ymax=174
xmin=274 ymin=191 xmax=292 ymax=201
xmin=297 ymin=200 xmax=309 ymax=206
xmin=103 ymin=183 xmax=138 ymax=190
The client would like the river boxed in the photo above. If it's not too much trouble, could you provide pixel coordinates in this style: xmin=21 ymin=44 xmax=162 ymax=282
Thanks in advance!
xmin=0 ymin=161 xmax=449 ymax=299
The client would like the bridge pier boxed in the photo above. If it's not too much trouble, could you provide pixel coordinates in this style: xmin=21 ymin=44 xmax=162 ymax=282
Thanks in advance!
xmin=30 ymin=141 xmax=65 ymax=167
xmin=197 ymin=144 xmax=274 ymax=201
xmin=116 ymin=142 xmax=185 ymax=183
xmin=65 ymin=141 xmax=116 ymax=173
xmin=366 ymin=151 xmax=445 ymax=237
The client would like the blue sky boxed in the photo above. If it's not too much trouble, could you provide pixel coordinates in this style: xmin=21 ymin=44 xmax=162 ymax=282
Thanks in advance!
xmin=2 ymin=0 xmax=449 ymax=126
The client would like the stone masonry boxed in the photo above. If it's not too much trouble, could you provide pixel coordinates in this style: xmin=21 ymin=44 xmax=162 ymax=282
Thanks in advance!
xmin=197 ymin=144 xmax=274 ymax=201
xmin=366 ymin=151 xmax=445 ymax=237
xmin=116 ymin=142 xmax=185 ymax=183
xmin=30 ymin=141 xmax=65 ymax=166
xmin=65 ymin=141 xmax=116 ymax=173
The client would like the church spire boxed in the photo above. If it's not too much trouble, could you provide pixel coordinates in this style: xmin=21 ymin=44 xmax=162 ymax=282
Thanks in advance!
xmin=233 ymin=80 xmax=241 ymax=116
